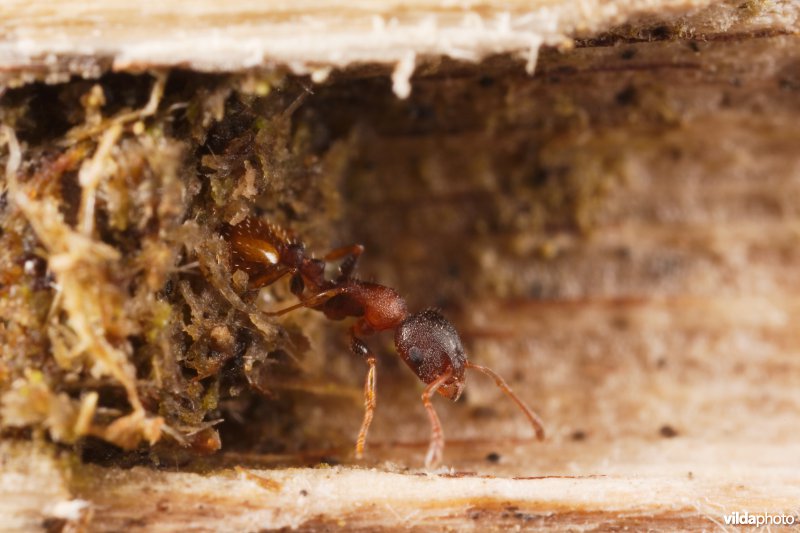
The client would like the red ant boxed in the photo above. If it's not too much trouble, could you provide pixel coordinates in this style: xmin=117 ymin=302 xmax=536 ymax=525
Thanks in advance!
xmin=223 ymin=217 xmax=545 ymax=467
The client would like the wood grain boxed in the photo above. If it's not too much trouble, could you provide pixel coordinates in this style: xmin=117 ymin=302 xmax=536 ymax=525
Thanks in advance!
xmin=2 ymin=0 xmax=800 ymax=531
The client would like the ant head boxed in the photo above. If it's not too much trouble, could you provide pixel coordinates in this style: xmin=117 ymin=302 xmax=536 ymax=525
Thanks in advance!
xmin=395 ymin=309 xmax=467 ymax=401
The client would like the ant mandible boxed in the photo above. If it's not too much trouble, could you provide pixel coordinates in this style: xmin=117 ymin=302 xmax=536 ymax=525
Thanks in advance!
xmin=223 ymin=217 xmax=545 ymax=467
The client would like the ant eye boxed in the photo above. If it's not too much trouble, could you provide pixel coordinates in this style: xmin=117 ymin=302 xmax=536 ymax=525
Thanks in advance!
xmin=408 ymin=347 xmax=423 ymax=366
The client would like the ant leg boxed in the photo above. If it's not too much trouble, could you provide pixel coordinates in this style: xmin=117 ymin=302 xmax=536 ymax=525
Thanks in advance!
xmin=465 ymin=361 xmax=546 ymax=440
xmin=323 ymin=244 xmax=364 ymax=280
xmin=351 ymin=327 xmax=377 ymax=459
xmin=421 ymin=369 xmax=453 ymax=469
xmin=247 ymin=266 xmax=292 ymax=290
xmin=324 ymin=244 xmax=364 ymax=262
xmin=262 ymin=286 xmax=348 ymax=316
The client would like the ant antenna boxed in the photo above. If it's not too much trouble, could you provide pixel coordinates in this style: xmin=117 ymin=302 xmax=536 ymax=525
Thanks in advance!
xmin=465 ymin=361 xmax=545 ymax=440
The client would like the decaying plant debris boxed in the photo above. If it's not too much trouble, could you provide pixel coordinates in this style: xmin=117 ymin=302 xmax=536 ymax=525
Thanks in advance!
xmin=2 ymin=0 xmax=800 ymax=529
xmin=0 ymin=48 xmax=636 ymax=460
xmin=0 ymin=72 xmax=349 ymax=457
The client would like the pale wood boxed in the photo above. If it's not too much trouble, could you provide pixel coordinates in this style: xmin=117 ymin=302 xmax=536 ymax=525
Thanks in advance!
xmin=3 ymin=440 xmax=799 ymax=532
xmin=0 ymin=0 xmax=754 ymax=93
xmin=2 ymin=0 xmax=800 ymax=532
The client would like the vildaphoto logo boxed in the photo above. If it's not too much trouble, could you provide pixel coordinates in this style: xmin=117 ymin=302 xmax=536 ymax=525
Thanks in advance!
xmin=723 ymin=511 xmax=796 ymax=526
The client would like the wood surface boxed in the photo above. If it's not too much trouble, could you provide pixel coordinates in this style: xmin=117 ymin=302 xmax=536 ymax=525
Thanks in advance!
xmin=2 ymin=0 xmax=800 ymax=531
xmin=0 ymin=0 xmax=734 ymax=92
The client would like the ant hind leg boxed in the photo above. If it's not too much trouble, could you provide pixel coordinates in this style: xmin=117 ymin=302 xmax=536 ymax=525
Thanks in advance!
xmin=323 ymin=244 xmax=364 ymax=281
xmin=246 ymin=266 xmax=292 ymax=290
xmin=262 ymin=286 xmax=348 ymax=316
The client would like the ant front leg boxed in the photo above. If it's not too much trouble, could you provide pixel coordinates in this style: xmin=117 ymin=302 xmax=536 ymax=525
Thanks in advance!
xmin=350 ymin=319 xmax=377 ymax=460
xmin=324 ymin=244 xmax=364 ymax=281
xmin=422 ymin=369 xmax=454 ymax=469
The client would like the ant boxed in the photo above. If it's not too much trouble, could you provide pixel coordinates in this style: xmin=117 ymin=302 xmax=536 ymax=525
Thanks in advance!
xmin=222 ymin=217 xmax=545 ymax=467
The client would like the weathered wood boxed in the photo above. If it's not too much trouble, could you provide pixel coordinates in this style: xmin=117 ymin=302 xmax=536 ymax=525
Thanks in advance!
xmin=2 ymin=0 xmax=794 ymax=93
xmin=3 ymin=440 xmax=799 ymax=531
xmin=2 ymin=0 xmax=800 ymax=531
